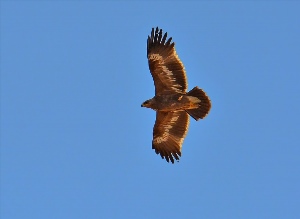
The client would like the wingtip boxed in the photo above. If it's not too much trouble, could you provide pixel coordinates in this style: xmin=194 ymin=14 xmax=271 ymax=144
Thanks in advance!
xmin=148 ymin=27 xmax=174 ymax=48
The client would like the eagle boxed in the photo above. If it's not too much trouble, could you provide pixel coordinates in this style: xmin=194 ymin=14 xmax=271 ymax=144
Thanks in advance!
xmin=141 ymin=27 xmax=211 ymax=163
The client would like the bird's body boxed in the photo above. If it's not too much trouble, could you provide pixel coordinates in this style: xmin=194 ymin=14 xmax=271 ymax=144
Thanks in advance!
xmin=142 ymin=27 xmax=211 ymax=163
xmin=142 ymin=93 xmax=200 ymax=112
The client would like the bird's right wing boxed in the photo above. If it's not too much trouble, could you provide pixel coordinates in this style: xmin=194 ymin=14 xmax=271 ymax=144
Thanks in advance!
xmin=152 ymin=111 xmax=189 ymax=163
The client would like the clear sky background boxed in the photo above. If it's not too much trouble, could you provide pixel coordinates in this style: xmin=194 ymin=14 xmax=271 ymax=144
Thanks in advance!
xmin=1 ymin=1 xmax=300 ymax=219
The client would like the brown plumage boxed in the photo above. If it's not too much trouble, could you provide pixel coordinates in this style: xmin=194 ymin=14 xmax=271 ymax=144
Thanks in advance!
xmin=141 ymin=27 xmax=211 ymax=163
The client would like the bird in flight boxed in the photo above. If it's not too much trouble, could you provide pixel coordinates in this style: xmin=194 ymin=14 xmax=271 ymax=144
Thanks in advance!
xmin=141 ymin=27 xmax=211 ymax=163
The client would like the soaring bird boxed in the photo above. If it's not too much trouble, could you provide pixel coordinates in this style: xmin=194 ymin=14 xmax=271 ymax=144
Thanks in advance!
xmin=141 ymin=27 xmax=211 ymax=163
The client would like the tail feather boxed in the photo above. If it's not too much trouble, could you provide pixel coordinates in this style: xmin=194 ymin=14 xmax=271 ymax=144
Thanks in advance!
xmin=185 ymin=86 xmax=211 ymax=121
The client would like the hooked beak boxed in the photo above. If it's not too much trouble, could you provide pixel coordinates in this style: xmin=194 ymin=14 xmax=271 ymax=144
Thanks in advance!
xmin=141 ymin=100 xmax=151 ymax=108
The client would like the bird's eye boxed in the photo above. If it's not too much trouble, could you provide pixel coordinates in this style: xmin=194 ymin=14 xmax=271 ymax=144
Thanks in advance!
xmin=144 ymin=100 xmax=149 ymax=104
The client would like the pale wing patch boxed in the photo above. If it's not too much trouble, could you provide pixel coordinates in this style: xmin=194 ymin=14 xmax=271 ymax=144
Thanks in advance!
xmin=149 ymin=53 xmax=184 ymax=93
xmin=149 ymin=53 xmax=163 ymax=62
xmin=153 ymin=132 xmax=169 ymax=144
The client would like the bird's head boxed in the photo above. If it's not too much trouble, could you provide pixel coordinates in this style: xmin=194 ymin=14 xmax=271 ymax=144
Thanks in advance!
xmin=141 ymin=99 xmax=153 ymax=108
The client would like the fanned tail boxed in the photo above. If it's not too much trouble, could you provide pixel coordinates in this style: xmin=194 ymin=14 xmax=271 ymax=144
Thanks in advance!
xmin=185 ymin=86 xmax=211 ymax=121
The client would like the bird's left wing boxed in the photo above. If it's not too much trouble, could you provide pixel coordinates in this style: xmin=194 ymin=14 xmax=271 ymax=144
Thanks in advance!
xmin=152 ymin=111 xmax=189 ymax=163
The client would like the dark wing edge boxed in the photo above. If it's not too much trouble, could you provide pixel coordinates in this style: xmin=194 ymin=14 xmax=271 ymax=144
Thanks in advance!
xmin=152 ymin=111 xmax=190 ymax=163
xmin=147 ymin=27 xmax=187 ymax=95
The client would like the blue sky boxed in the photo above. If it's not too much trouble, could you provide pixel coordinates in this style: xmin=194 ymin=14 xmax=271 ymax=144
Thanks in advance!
xmin=1 ymin=1 xmax=300 ymax=219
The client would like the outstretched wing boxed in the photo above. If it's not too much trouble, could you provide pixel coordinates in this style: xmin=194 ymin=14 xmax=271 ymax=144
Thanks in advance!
xmin=152 ymin=111 xmax=189 ymax=163
xmin=147 ymin=27 xmax=187 ymax=95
